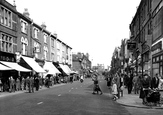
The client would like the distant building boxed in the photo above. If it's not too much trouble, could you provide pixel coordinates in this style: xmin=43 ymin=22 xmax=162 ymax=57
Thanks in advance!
xmin=72 ymin=52 xmax=92 ymax=75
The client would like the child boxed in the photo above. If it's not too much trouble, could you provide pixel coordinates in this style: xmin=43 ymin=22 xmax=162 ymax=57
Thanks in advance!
xmin=112 ymin=80 xmax=118 ymax=101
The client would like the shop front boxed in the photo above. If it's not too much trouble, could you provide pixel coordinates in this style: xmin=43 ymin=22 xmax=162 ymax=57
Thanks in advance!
xmin=0 ymin=51 xmax=31 ymax=92
xmin=151 ymin=40 xmax=162 ymax=77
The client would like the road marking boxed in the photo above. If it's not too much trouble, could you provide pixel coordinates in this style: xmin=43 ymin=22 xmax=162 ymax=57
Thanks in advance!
xmin=71 ymin=88 xmax=74 ymax=89
xmin=69 ymin=90 xmax=71 ymax=92
xmin=37 ymin=102 xmax=43 ymax=105
xmin=58 ymin=94 xmax=61 ymax=96
xmin=76 ymin=88 xmax=78 ymax=89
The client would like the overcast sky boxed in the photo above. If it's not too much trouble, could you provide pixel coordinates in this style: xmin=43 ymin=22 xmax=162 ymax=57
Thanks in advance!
xmin=7 ymin=0 xmax=141 ymax=68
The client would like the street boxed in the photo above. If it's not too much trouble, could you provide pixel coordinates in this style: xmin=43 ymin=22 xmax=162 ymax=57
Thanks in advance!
xmin=0 ymin=77 xmax=162 ymax=115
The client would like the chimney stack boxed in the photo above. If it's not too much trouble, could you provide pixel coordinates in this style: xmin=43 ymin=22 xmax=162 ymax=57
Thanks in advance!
xmin=23 ymin=8 xmax=30 ymax=18
xmin=41 ymin=22 xmax=46 ymax=30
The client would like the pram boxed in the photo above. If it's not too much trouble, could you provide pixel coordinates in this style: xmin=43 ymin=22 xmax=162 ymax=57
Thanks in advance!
xmin=146 ymin=89 xmax=160 ymax=103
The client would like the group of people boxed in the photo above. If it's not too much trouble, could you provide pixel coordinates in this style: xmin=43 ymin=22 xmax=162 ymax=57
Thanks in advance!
xmin=107 ymin=71 xmax=163 ymax=104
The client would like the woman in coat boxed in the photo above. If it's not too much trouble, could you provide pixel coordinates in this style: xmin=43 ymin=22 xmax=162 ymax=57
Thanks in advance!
xmin=139 ymin=74 xmax=151 ymax=104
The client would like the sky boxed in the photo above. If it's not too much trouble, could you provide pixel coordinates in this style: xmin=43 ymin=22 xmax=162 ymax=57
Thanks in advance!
xmin=6 ymin=0 xmax=141 ymax=68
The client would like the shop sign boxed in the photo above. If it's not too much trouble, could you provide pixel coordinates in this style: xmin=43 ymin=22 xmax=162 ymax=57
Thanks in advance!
xmin=151 ymin=41 xmax=162 ymax=55
xmin=0 ymin=51 xmax=15 ymax=62
xmin=142 ymin=43 xmax=150 ymax=54
xmin=127 ymin=41 xmax=136 ymax=51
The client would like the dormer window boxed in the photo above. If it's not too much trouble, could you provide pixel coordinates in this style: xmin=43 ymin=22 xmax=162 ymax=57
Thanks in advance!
xmin=20 ymin=19 xmax=28 ymax=34
xmin=33 ymin=27 xmax=39 ymax=39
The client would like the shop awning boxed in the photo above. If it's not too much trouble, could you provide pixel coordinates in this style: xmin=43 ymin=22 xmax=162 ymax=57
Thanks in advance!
xmin=64 ymin=65 xmax=72 ymax=74
xmin=0 ymin=63 xmax=13 ymax=70
xmin=0 ymin=61 xmax=31 ymax=72
xmin=21 ymin=56 xmax=46 ymax=73
xmin=43 ymin=61 xmax=61 ymax=75
xmin=59 ymin=64 xmax=70 ymax=75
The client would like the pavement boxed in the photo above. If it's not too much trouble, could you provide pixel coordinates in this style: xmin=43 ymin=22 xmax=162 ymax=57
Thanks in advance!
xmin=0 ymin=83 xmax=65 ymax=98
xmin=116 ymin=88 xmax=163 ymax=109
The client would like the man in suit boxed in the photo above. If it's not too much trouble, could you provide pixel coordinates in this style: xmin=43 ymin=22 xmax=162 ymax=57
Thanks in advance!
xmin=151 ymin=73 xmax=159 ymax=89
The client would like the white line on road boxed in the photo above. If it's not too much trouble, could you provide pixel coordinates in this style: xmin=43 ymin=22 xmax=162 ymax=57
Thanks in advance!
xmin=58 ymin=94 xmax=61 ymax=96
xmin=37 ymin=102 xmax=43 ymax=105
xmin=71 ymin=88 xmax=74 ymax=89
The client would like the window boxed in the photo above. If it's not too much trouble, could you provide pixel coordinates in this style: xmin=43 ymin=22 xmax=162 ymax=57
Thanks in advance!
xmin=21 ymin=19 xmax=28 ymax=34
xmin=57 ymin=55 xmax=60 ymax=62
xmin=44 ymin=33 xmax=48 ymax=43
xmin=0 ymin=33 xmax=16 ymax=53
xmin=44 ymin=50 xmax=47 ymax=60
xmin=44 ymin=46 xmax=48 ymax=60
xmin=0 ymin=6 xmax=12 ymax=28
xmin=51 ymin=53 xmax=54 ymax=61
xmin=51 ymin=38 xmax=54 ymax=47
xmin=33 ymin=27 xmax=39 ymax=39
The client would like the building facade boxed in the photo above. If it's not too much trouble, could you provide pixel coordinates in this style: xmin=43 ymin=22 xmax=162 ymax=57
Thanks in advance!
xmin=72 ymin=52 xmax=91 ymax=76
xmin=0 ymin=0 xmax=17 ymax=62
xmin=0 ymin=0 xmax=73 ymax=70
xmin=129 ymin=0 xmax=152 ymax=76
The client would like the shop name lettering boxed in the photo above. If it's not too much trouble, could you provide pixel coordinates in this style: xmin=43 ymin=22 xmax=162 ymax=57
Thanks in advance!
xmin=0 ymin=56 xmax=15 ymax=62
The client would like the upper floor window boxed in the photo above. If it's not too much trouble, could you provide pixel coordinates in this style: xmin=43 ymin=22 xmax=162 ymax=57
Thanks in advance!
xmin=33 ymin=27 xmax=39 ymax=39
xmin=0 ymin=6 xmax=12 ymax=28
xmin=44 ymin=33 xmax=48 ymax=43
xmin=21 ymin=19 xmax=28 ymax=34
xmin=51 ymin=38 xmax=54 ymax=47
xmin=0 ymin=33 xmax=17 ymax=53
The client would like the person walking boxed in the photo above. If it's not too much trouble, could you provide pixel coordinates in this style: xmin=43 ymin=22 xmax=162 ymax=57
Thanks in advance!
xmin=9 ymin=76 xmax=15 ymax=93
xmin=92 ymin=73 xmax=103 ymax=95
xmin=35 ymin=76 xmax=39 ymax=91
xmin=28 ymin=76 xmax=34 ymax=93
xmin=132 ymin=73 xmax=139 ymax=94
xmin=139 ymin=74 xmax=151 ymax=105
xmin=126 ymin=73 xmax=133 ymax=94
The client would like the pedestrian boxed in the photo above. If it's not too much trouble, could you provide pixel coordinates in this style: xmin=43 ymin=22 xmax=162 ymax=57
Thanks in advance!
xmin=16 ymin=77 xmax=20 ymax=91
xmin=35 ymin=77 xmax=39 ymax=91
xmin=132 ymin=73 xmax=139 ymax=94
xmin=29 ymin=76 xmax=34 ymax=93
xmin=21 ymin=77 xmax=25 ymax=90
xmin=112 ymin=80 xmax=118 ymax=101
xmin=139 ymin=74 xmax=151 ymax=105
xmin=9 ymin=76 xmax=15 ymax=93
xmin=0 ymin=78 xmax=2 ymax=92
xmin=151 ymin=73 xmax=159 ymax=89
xmin=70 ymin=75 xmax=73 ymax=83
xmin=92 ymin=73 xmax=103 ymax=95
xmin=126 ymin=73 xmax=133 ymax=94
xmin=119 ymin=74 xmax=124 ymax=97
